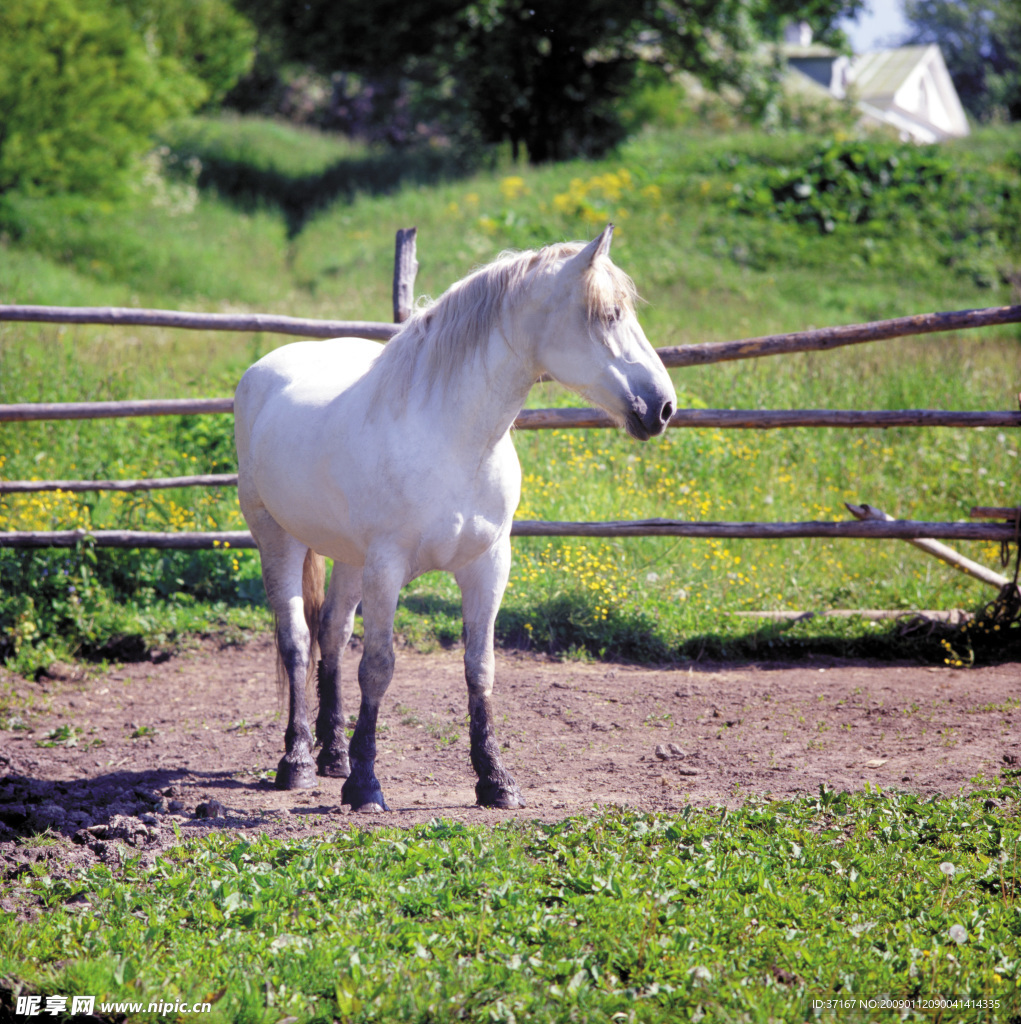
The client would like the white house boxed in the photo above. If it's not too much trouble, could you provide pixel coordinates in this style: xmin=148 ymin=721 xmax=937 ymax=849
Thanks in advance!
xmin=782 ymin=23 xmax=970 ymax=143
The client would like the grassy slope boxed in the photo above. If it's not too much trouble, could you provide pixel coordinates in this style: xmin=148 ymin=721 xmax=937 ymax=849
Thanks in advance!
xmin=1 ymin=119 xmax=1020 ymax=670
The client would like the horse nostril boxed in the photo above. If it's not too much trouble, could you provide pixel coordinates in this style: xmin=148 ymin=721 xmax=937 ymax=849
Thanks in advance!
xmin=660 ymin=401 xmax=674 ymax=424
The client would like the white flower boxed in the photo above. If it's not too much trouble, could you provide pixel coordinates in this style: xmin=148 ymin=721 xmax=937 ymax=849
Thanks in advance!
xmin=948 ymin=925 xmax=968 ymax=944
xmin=939 ymin=862 xmax=955 ymax=877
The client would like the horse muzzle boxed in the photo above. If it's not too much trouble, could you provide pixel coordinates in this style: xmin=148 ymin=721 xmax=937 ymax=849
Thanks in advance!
xmin=624 ymin=391 xmax=674 ymax=440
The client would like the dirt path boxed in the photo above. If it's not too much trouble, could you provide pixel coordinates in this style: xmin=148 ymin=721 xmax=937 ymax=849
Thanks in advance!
xmin=1 ymin=636 xmax=1018 ymax=881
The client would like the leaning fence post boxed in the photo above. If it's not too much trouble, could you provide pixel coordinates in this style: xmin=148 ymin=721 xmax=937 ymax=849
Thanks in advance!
xmin=846 ymin=502 xmax=1010 ymax=590
xmin=393 ymin=227 xmax=419 ymax=324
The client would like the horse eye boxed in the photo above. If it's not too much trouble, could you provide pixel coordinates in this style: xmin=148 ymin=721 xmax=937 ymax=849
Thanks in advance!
xmin=607 ymin=305 xmax=622 ymax=323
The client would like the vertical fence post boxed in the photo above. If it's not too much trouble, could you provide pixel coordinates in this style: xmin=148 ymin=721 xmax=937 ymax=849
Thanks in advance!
xmin=393 ymin=228 xmax=419 ymax=324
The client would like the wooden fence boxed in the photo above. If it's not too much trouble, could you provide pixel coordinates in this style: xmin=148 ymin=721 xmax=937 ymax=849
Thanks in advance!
xmin=2 ymin=229 xmax=1019 ymax=569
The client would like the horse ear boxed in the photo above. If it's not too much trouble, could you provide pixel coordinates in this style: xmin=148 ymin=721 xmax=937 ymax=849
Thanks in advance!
xmin=593 ymin=223 xmax=614 ymax=259
xmin=571 ymin=224 xmax=614 ymax=270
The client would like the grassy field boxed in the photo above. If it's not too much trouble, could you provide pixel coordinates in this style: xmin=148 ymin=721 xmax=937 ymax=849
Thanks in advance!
xmin=1 ymin=116 xmax=1020 ymax=1024
xmin=2 ymin=785 xmax=1019 ymax=1022
xmin=1 ymin=118 xmax=1020 ymax=671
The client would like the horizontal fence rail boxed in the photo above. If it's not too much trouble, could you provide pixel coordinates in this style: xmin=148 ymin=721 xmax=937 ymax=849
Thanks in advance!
xmin=0 ymin=305 xmax=397 ymax=340
xmin=517 ymin=408 xmax=1021 ymax=430
xmin=0 ymin=473 xmax=238 ymax=494
xmin=0 ymin=398 xmax=234 ymax=422
xmin=3 ymin=302 xmax=1019 ymax=369
xmin=0 ymin=530 xmax=257 ymax=550
xmin=3 ymin=400 xmax=1019 ymax=429
xmin=510 ymin=520 xmax=1017 ymax=540
xmin=0 ymin=519 xmax=1015 ymax=550
xmin=656 ymin=303 xmax=1021 ymax=368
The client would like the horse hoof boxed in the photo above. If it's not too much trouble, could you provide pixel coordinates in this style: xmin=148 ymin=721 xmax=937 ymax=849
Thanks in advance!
xmin=355 ymin=802 xmax=387 ymax=814
xmin=476 ymin=781 xmax=526 ymax=809
xmin=275 ymin=760 xmax=317 ymax=790
xmin=317 ymin=751 xmax=351 ymax=778
xmin=341 ymin=778 xmax=390 ymax=812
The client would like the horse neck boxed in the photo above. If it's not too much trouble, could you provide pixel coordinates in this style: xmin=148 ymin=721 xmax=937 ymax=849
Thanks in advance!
xmin=433 ymin=324 xmax=536 ymax=448
xmin=368 ymin=315 xmax=536 ymax=450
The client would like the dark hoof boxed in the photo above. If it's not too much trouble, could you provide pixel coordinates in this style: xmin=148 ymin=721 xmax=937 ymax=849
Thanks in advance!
xmin=341 ymin=777 xmax=390 ymax=812
xmin=317 ymin=749 xmax=351 ymax=778
xmin=275 ymin=758 xmax=317 ymax=790
xmin=476 ymin=779 xmax=526 ymax=809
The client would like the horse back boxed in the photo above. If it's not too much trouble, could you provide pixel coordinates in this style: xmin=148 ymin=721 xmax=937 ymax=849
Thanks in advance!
xmin=235 ymin=339 xmax=382 ymax=426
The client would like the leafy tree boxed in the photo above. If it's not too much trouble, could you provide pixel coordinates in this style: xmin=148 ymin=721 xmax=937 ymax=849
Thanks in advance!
xmin=234 ymin=0 xmax=866 ymax=163
xmin=904 ymin=0 xmax=1020 ymax=121
xmin=0 ymin=0 xmax=192 ymax=196
xmin=0 ymin=0 xmax=255 ymax=198
xmin=121 ymin=0 xmax=257 ymax=106
xmin=442 ymin=0 xmax=653 ymax=162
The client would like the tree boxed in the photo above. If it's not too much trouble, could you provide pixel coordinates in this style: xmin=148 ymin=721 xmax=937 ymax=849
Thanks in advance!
xmin=904 ymin=0 xmax=1021 ymax=121
xmin=445 ymin=0 xmax=652 ymax=162
xmin=0 ymin=0 xmax=192 ymax=196
xmin=234 ymin=0 xmax=866 ymax=163
xmin=121 ymin=0 xmax=257 ymax=107
xmin=0 ymin=0 xmax=255 ymax=197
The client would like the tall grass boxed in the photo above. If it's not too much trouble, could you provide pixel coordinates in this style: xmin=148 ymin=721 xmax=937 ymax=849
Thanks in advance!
xmin=1 ymin=119 xmax=1019 ymax=670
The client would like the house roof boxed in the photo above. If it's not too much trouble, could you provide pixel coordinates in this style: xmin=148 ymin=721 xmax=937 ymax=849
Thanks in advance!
xmin=850 ymin=46 xmax=934 ymax=106
xmin=851 ymin=44 xmax=970 ymax=140
xmin=781 ymin=40 xmax=970 ymax=142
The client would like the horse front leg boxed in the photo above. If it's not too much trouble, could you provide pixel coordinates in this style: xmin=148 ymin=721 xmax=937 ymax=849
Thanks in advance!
xmin=457 ymin=538 xmax=525 ymax=809
xmin=315 ymin=561 xmax=362 ymax=779
xmin=340 ymin=556 xmax=401 ymax=813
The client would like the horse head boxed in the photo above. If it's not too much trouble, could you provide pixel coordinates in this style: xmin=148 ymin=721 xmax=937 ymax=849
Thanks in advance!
xmin=531 ymin=226 xmax=676 ymax=440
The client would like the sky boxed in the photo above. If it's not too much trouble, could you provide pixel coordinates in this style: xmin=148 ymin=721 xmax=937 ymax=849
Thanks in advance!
xmin=839 ymin=1 xmax=912 ymax=52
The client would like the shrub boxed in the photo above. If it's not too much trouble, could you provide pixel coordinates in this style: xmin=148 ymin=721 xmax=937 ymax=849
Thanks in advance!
xmin=121 ymin=0 xmax=256 ymax=107
xmin=708 ymin=137 xmax=1021 ymax=286
xmin=0 ymin=0 xmax=253 ymax=199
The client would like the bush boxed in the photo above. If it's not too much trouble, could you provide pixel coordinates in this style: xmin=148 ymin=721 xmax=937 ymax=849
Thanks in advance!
xmin=0 ymin=0 xmax=253 ymax=199
xmin=121 ymin=0 xmax=256 ymax=107
xmin=707 ymin=136 xmax=1021 ymax=286
xmin=0 ymin=542 xmax=267 ymax=672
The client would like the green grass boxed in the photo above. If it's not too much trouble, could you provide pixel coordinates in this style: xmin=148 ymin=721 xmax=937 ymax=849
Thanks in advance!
xmin=1 ymin=119 xmax=1020 ymax=672
xmin=1 ymin=786 xmax=1019 ymax=1022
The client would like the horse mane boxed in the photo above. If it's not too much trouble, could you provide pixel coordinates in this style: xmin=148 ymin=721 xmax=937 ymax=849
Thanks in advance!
xmin=368 ymin=241 xmax=638 ymax=407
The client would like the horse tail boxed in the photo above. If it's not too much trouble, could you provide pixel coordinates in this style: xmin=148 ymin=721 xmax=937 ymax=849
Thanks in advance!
xmin=274 ymin=548 xmax=326 ymax=699
xmin=302 ymin=549 xmax=326 ymax=687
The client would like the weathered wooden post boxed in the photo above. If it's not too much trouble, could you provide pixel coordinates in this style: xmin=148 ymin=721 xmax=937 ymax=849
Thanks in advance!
xmin=846 ymin=502 xmax=1010 ymax=590
xmin=392 ymin=228 xmax=419 ymax=324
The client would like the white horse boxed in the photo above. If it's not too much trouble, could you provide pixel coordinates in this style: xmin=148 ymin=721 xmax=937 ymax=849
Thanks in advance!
xmin=234 ymin=227 xmax=676 ymax=812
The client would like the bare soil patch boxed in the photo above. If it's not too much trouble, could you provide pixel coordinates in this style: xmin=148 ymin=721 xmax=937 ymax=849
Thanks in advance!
xmin=1 ymin=636 xmax=1018 ymax=882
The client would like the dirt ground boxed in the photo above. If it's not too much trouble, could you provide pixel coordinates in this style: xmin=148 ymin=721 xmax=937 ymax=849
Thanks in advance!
xmin=1 ymin=634 xmax=1018 ymax=883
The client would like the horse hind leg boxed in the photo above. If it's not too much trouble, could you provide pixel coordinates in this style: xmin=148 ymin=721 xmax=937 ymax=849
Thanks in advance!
xmin=251 ymin=510 xmax=321 ymax=790
xmin=315 ymin=561 xmax=362 ymax=779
